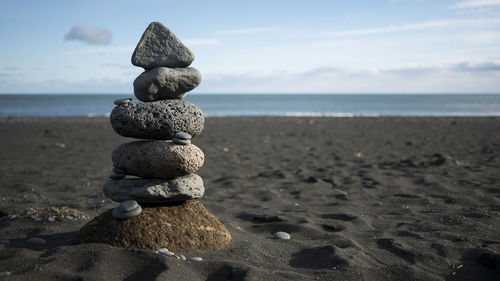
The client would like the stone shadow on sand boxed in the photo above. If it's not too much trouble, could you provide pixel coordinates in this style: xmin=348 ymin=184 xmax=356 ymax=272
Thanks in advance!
xmin=289 ymin=246 xmax=348 ymax=269
xmin=2 ymin=230 xmax=78 ymax=251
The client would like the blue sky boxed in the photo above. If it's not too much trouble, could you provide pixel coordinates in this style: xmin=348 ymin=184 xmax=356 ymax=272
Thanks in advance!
xmin=1 ymin=0 xmax=500 ymax=94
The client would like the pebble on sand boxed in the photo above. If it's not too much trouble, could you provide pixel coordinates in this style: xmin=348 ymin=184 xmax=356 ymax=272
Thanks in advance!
xmin=272 ymin=231 xmax=291 ymax=240
xmin=26 ymin=237 xmax=46 ymax=245
xmin=158 ymin=248 xmax=175 ymax=256
xmin=114 ymin=98 xmax=132 ymax=106
xmin=189 ymin=257 xmax=203 ymax=262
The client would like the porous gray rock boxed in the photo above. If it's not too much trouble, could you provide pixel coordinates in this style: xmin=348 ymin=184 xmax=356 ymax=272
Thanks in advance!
xmin=132 ymin=22 xmax=194 ymax=69
xmin=110 ymin=100 xmax=204 ymax=140
xmin=103 ymin=174 xmax=204 ymax=203
xmin=134 ymin=67 xmax=201 ymax=101
xmin=112 ymin=141 xmax=204 ymax=178
xmin=112 ymin=201 xmax=142 ymax=220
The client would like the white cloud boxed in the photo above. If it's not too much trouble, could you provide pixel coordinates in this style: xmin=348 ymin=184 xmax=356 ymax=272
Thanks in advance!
xmin=452 ymin=0 xmax=500 ymax=8
xmin=215 ymin=26 xmax=286 ymax=36
xmin=64 ymin=25 xmax=112 ymax=45
xmin=461 ymin=31 xmax=500 ymax=43
xmin=319 ymin=18 xmax=500 ymax=37
xmin=183 ymin=38 xmax=221 ymax=46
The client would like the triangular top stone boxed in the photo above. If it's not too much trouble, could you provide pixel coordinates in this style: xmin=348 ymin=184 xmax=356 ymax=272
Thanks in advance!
xmin=131 ymin=22 xmax=194 ymax=70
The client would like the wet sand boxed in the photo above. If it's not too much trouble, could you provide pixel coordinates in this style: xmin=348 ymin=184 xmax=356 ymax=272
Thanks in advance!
xmin=0 ymin=116 xmax=499 ymax=280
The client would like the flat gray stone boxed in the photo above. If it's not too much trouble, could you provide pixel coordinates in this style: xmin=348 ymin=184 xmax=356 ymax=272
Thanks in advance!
xmin=132 ymin=22 xmax=194 ymax=69
xmin=174 ymin=132 xmax=192 ymax=140
xmin=173 ymin=138 xmax=191 ymax=145
xmin=110 ymin=100 xmax=204 ymax=140
xmin=103 ymin=174 xmax=204 ymax=203
xmin=272 ymin=231 xmax=291 ymax=240
xmin=118 ymin=200 xmax=139 ymax=212
xmin=112 ymin=141 xmax=204 ymax=178
xmin=134 ymin=67 xmax=201 ymax=101
xmin=26 ymin=237 xmax=46 ymax=245
xmin=112 ymin=204 xmax=142 ymax=219
xmin=114 ymin=98 xmax=132 ymax=105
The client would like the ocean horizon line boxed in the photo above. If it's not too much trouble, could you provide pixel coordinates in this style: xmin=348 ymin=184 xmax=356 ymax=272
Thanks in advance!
xmin=1 ymin=92 xmax=500 ymax=96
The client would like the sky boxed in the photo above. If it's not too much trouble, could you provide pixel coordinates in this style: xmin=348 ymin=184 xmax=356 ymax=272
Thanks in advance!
xmin=1 ymin=0 xmax=500 ymax=94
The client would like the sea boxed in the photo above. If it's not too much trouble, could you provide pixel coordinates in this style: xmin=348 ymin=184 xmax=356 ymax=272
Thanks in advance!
xmin=1 ymin=94 xmax=500 ymax=117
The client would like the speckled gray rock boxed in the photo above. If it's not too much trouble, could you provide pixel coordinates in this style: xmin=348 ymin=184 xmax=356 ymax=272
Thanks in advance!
xmin=112 ymin=201 xmax=142 ymax=219
xmin=103 ymin=174 xmax=204 ymax=203
xmin=110 ymin=100 xmax=204 ymax=140
xmin=132 ymin=22 xmax=194 ymax=69
xmin=112 ymin=141 xmax=204 ymax=178
xmin=134 ymin=67 xmax=201 ymax=101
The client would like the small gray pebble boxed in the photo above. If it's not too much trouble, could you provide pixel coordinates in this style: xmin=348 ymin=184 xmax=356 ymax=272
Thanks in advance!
xmin=112 ymin=167 xmax=125 ymax=174
xmin=26 ymin=237 xmax=46 ymax=245
xmin=172 ymin=138 xmax=191 ymax=145
xmin=0 ymin=272 xmax=11 ymax=276
xmin=114 ymin=98 xmax=132 ymax=105
xmin=189 ymin=256 xmax=203 ymax=262
xmin=158 ymin=248 xmax=175 ymax=256
xmin=272 ymin=231 xmax=291 ymax=240
xmin=175 ymin=255 xmax=181 ymax=259
xmin=179 ymin=254 xmax=186 ymax=261
xmin=109 ymin=173 xmax=126 ymax=180
xmin=118 ymin=200 xmax=139 ymax=212
xmin=0 ymin=239 xmax=10 ymax=244
xmin=174 ymin=131 xmax=192 ymax=140
xmin=47 ymin=217 xmax=55 ymax=222
xmin=112 ymin=204 xmax=142 ymax=219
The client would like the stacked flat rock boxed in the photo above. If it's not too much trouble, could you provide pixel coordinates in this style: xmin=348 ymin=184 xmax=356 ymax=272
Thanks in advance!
xmin=75 ymin=22 xmax=231 ymax=252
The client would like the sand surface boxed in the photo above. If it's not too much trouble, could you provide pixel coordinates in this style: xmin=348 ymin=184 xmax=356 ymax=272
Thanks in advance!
xmin=0 ymin=116 xmax=499 ymax=280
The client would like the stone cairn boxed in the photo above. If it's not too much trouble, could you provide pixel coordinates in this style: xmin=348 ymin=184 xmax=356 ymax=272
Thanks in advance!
xmin=75 ymin=22 xmax=231 ymax=252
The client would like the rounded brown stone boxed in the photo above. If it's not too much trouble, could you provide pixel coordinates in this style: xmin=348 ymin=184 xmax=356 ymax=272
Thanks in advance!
xmin=74 ymin=200 xmax=231 ymax=252
xmin=112 ymin=141 xmax=204 ymax=178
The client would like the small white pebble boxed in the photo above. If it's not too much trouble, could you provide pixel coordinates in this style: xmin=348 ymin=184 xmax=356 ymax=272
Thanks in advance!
xmin=179 ymin=254 xmax=186 ymax=261
xmin=158 ymin=248 xmax=175 ymax=256
xmin=47 ymin=217 xmax=55 ymax=222
xmin=189 ymin=257 xmax=203 ymax=262
xmin=0 ymin=239 xmax=10 ymax=244
xmin=0 ymin=271 xmax=11 ymax=276
xmin=272 ymin=231 xmax=291 ymax=240
xmin=26 ymin=237 xmax=46 ymax=245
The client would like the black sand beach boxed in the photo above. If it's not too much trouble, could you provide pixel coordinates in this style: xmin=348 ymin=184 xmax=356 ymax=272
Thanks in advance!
xmin=0 ymin=116 xmax=499 ymax=280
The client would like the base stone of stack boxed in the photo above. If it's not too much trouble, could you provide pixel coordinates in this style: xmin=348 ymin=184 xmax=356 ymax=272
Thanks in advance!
xmin=74 ymin=200 xmax=231 ymax=252
xmin=103 ymin=173 xmax=204 ymax=203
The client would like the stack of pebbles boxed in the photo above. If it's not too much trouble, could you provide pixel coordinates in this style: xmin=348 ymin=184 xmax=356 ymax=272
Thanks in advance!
xmin=75 ymin=22 xmax=231 ymax=253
